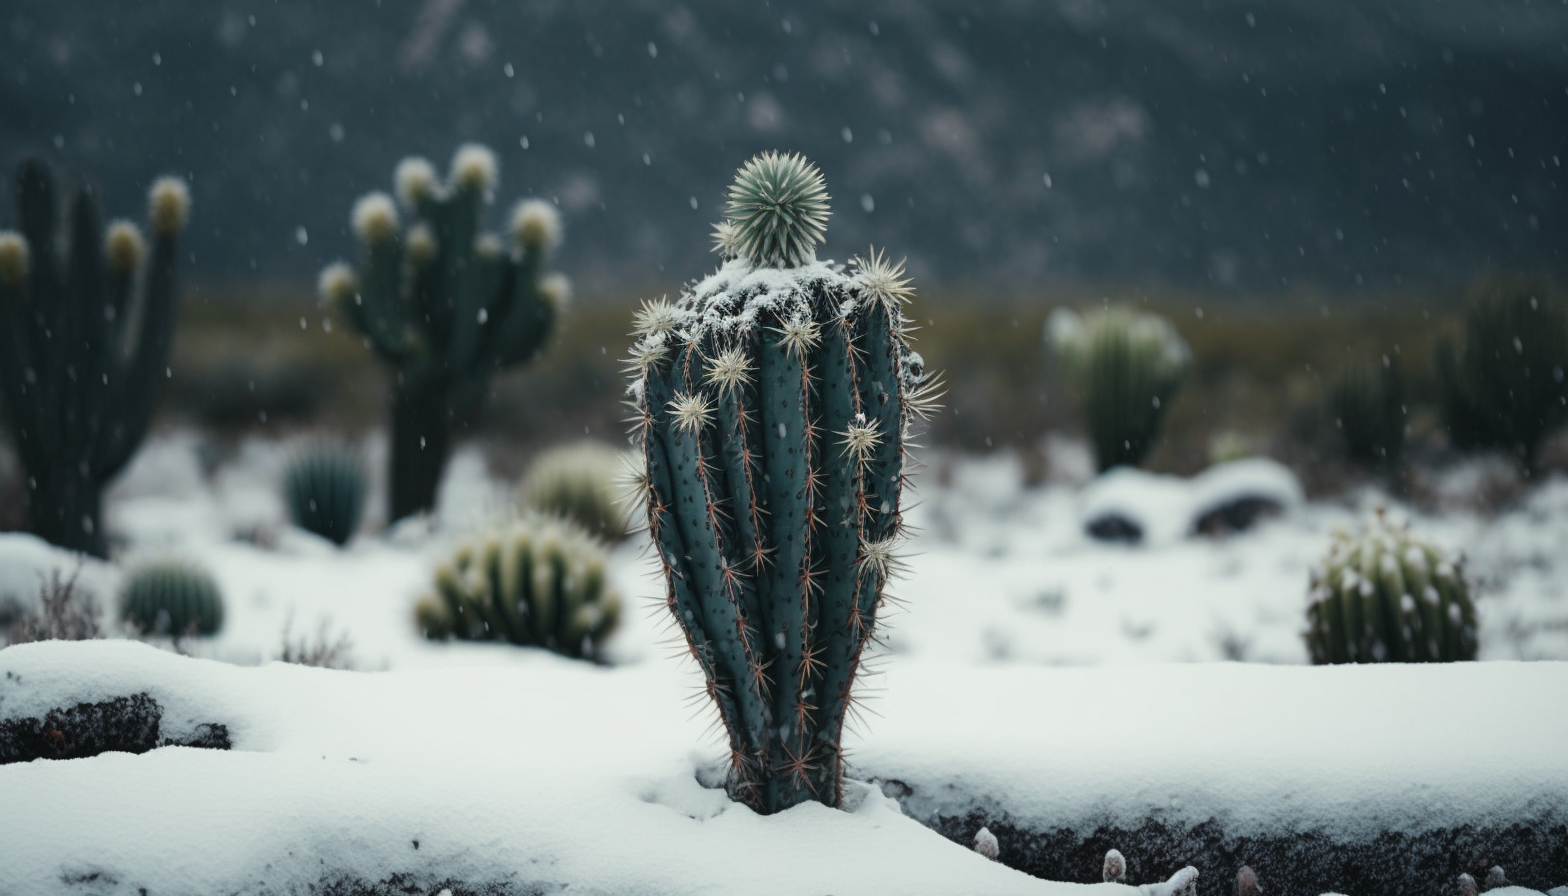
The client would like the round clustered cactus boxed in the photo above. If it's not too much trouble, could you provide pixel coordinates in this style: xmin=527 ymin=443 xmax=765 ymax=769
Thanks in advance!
xmin=518 ymin=441 xmax=633 ymax=542
xmin=1305 ymin=511 xmax=1478 ymax=664
xmin=282 ymin=442 xmax=368 ymax=547
xmin=415 ymin=515 xmax=621 ymax=661
xmin=1047 ymin=306 xmax=1190 ymax=472
xmin=119 ymin=558 xmax=225 ymax=639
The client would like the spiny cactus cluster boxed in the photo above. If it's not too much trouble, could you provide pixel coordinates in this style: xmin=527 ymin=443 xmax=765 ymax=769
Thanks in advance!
xmin=0 ymin=159 xmax=191 ymax=557
xmin=1305 ymin=511 xmax=1478 ymax=664
xmin=415 ymin=515 xmax=621 ymax=661
xmin=321 ymin=143 xmax=567 ymax=522
xmin=627 ymin=152 xmax=939 ymax=814
xmin=518 ymin=441 xmax=632 ymax=542
xmin=282 ymin=442 xmax=368 ymax=546
xmin=1331 ymin=355 xmax=1406 ymax=471
xmin=120 ymin=557 xmax=225 ymax=639
xmin=1047 ymin=305 xmax=1190 ymax=472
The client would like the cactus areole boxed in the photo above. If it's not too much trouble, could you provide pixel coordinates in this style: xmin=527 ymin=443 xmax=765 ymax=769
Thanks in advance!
xmin=628 ymin=153 xmax=938 ymax=814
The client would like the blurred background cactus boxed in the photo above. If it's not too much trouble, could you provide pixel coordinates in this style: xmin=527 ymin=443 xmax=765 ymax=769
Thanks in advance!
xmin=0 ymin=158 xmax=190 ymax=557
xmin=321 ymin=143 xmax=567 ymax=523
xmin=1048 ymin=306 xmax=1191 ymax=472
xmin=1305 ymin=511 xmax=1477 ymax=664
xmin=120 ymin=556 xmax=225 ymax=640
xmin=1435 ymin=278 xmax=1568 ymax=474
xmin=1330 ymin=355 xmax=1406 ymax=475
xmin=282 ymin=442 xmax=368 ymax=546
xmin=628 ymin=152 xmax=938 ymax=814
xmin=518 ymin=440 xmax=632 ymax=542
xmin=415 ymin=515 xmax=620 ymax=661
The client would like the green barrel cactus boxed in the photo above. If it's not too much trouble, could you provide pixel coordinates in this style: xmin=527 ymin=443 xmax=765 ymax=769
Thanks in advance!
xmin=1047 ymin=306 xmax=1190 ymax=472
xmin=415 ymin=515 xmax=621 ymax=661
xmin=320 ymin=144 xmax=567 ymax=523
xmin=120 ymin=557 xmax=225 ymax=639
xmin=518 ymin=440 xmax=632 ymax=542
xmin=626 ymin=152 xmax=939 ymax=814
xmin=1305 ymin=512 xmax=1478 ymax=664
xmin=282 ymin=442 xmax=368 ymax=546
xmin=1330 ymin=355 xmax=1405 ymax=471
xmin=0 ymin=159 xmax=191 ymax=557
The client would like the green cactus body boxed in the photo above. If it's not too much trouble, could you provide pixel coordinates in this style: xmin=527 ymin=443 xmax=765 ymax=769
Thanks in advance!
xmin=416 ymin=516 xmax=621 ymax=661
xmin=120 ymin=558 xmax=225 ymax=639
xmin=518 ymin=441 xmax=632 ymax=542
xmin=283 ymin=443 xmax=368 ymax=546
xmin=0 ymin=160 xmax=190 ymax=557
xmin=1048 ymin=306 xmax=1190 ymax=472
xmin=627 ymin=153 xmax=937 ymax=814
xmin=1305 ymin=513 xmax=1478 ymax=664
xmin=1331 ymin=356 xmax=1405 ymax=471
xmin=322 ymin=145 xmax=566 ymax=522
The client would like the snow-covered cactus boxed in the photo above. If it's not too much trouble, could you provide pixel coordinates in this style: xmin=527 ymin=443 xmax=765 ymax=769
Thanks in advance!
xmin=415 ymin=515 xmax=621 ymax=661
xmin=1047 ymin=306 xmax=1190 ymax=472
xmin=322 ymin=144 xmax=566 ymax=522
xmin=518 ymin=441 xmax=632 ymax=542
xmin=1305 ymin=511 xmax=1478 ymax=664
xmin=1458 ymin=872 xmax=1480 ymax=896
xmin=282 ymin=442 xmax=367 ymax=547
xmin=1103 ymin=848 xmax=1126 ymax=883
xmin=972 ymin=827 xmax=1000 ymax=861
xmin=120 ymin=557 xmax=225 ymax=639
xmin=626 ymin=152 xmax=937 ymax=814
xmin=1331 ymin=356 xmax=1405 ymax=471
xmin=1236 ymin=865 xmax=1261 ymax=896
xmin=0 ymin=159 xmax=190 ymax=557
xmin=1483 ymin=866 xmax=1508 ymax=890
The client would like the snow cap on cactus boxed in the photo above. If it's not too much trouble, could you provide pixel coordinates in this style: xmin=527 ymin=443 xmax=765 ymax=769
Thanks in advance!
xmin=352 ymin=192 xmax=399 ymax=245
xmin=725 ymin=150 xmax=831 ymax=268
xmin=0 ymin=231 xmax=26 ymax=286
xmin=394 ymin=156 xmax=439 ymax=209
xmin=449 ymin=142 xmax=498 ymax=194
xmin=105 ymin=220 xmax=146 ymax=274
xmin=404 ymin=222 xmax=437 ymax=265
xmin=972 ymin=827 xmax=999 ymax=861
xmin=317 ymin=262 xmax=357 ymax=306
xmin=1457 ymin=872 xmax=1479 ymax=896
xmin=510 ymin=198 xmax=562 ymax=252
xmin=538 ymin=272 xmax=571 ymax=311
xmin=1102 ymin=848 xmax=1126 ymax=882
xmin=474 ymin=232 xmax=504 ymax=259
xmin=147 ymin=176 xmax=190 ymax=235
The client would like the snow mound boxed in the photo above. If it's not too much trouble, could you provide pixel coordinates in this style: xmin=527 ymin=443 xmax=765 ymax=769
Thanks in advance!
xmin=1079 ymin=459 xmax=1302 ymax=545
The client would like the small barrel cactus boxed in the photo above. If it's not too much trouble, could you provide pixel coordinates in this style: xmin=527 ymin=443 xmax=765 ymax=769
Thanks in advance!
xmin=1047 ymin=306 xmax=1190 ymax=472
xmin=1305 ymin=511 xmax=1478 ymax=664
xmin=120 ymin=558 xmax=225 ymax=639
xmin=282 ymin=442 xmax=368 ymax=546
xmin=627 ymin=152 xmax=938 ymax=815
xmin=518 ymin=441 xmax=632 ymax=542
xmin=415 ymin=516 xmax=621 ymax=661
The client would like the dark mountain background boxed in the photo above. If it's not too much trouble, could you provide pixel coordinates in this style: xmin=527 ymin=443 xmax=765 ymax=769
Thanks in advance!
xmin=2 ymin=0 xmax=1565 ymax=302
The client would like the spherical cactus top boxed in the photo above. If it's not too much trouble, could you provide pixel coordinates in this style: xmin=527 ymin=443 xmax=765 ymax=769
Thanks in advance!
xmin=538 ymin=272 xmax=571 ymax=311
xmin=394 ymin=156 xmax=440 ymax=209
xmin=0 ymin=231 xmax=30 ymax=287
xmin=509 ymin=198 xmax=562 ymax=253
xmin=147 ymin=176 xmax=191 ymax=235
xmin=449 ymin=142 xmax=499 ymax=195
xmin=405 ymin=222 xmax=438 ymax=265
xmin=317 ymin=261 xmax=357 ymax=306
xmin=352 ymin=192 xmax=400 ymax=245
xmin=725 ymin=151 xmax=831 ymax=268
xmin=105 ymin=220 xmax=146 ymax=275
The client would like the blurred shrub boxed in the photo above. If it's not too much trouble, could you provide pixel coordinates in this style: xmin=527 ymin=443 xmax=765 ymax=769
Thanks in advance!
xmin=1330 ymin=355 xmax=1405 ymax=471
xmin=518 ymin=441 xmax=631 ymax=542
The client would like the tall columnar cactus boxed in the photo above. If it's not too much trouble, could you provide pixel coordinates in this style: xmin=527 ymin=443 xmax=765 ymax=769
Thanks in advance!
xmin=1331 ymin=355 xmax=1406 ymax=471
xmin=414 ymin=515 xmax=621 ymax=661
xmin=1305 ymin=511 xmax=1478 ymax=664
xmin=627 ymin=152 xmax=939 ymax=814
xmin=1435 ymin=278 xmax=1568 ymax=473
xmin=320 ymin=144 xmax=567 ymax=522
xmin=0 ymin=159 xmax=191 ymax=557
xmin=1047 ymin=306 xmax=1190 ymax=472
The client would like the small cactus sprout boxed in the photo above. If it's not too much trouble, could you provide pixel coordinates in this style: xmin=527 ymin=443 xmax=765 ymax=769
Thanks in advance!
xmin=1236 ymin=864 xmax=1261 ymax=896
xmin=1047 ymin=306 xmax=1191 ymax=472
xmin=972 ymin=827 xmax=1000 ymax=861
xmin=1483 ymin=866 xmax=1508 ymax=890
xmin=416 ymin=515 xmax=621 ymax=661
xmin=1457 ymin=872 xmax=1479 ymax=896
xmin=518 ymin=441 xmax=633 ymax=542
xmin=1103 ymin=848 xmax=1127 ymax=883
xmin=1305 ymin=510 xmax=1478 ymax=664
xmin=120 ymin=558 xmax=225 ymax=639
xmin=1331 ymin=354 xmax=1406 ymax=471
xmin=325 ymin=143 xmax=566 ymax=523
xmin=628 ymin=153 xmax=937 ymax=815
xmin=282 ymin=442 xmax=368 ymax=547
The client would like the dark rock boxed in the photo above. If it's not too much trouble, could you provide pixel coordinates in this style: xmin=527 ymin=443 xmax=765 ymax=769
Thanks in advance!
xmin=0 ymin=692 xmax=229 ymax=764
xmin=1085 ymin=513 xmax=1144 ymax=544
xmin=1190 ymin=496 xmax=1284 ymax=537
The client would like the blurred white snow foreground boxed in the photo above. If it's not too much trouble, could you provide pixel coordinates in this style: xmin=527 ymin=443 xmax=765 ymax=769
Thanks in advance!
xmin=4 ymin=640 xmax=1567 ymax=895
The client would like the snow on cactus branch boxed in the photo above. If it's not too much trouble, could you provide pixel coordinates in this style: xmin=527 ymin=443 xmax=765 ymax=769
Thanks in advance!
xmin=628 ymin=152 xmax=935 ymax=816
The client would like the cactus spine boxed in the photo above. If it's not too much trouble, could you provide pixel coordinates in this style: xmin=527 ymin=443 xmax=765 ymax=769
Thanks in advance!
xmin=120 ymin=557 xmax=225 ymax=639
xmin=282 ymin=442 xmax=368 ymax=546
xmin=0 ymin=159 xmax=190 ymax=557
xmin=322 ymin=144 xmax=566 ymax=522
xmin=628 ymin=152 xmax=938 ymax=814
xmin=1047 ymin=306 xmax=1190 ymax=472
xmin=415 ymin=516 xmax=621 ymax=661
xmin=1305 ymin=511 xmax=1478 ymax=664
